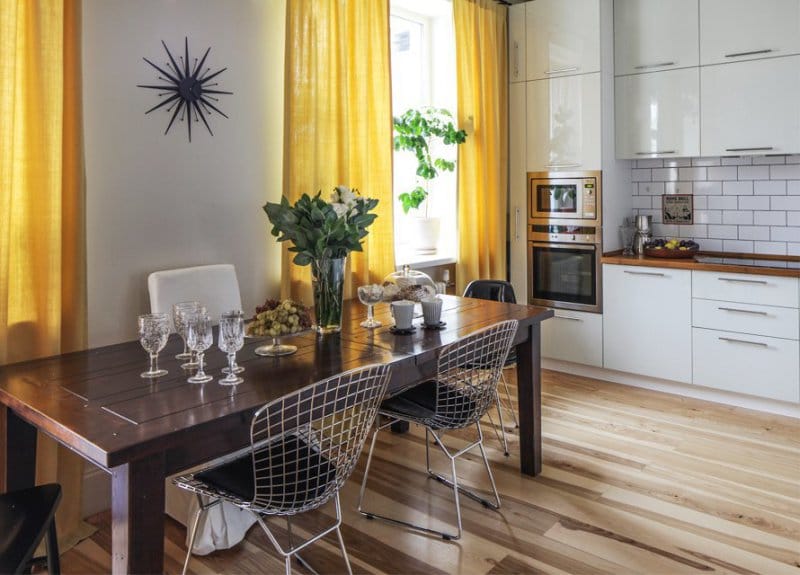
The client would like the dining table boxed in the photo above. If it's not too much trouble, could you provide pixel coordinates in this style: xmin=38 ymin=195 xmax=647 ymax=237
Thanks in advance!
xmin=0 ymin=294 xmax=552 ymax=574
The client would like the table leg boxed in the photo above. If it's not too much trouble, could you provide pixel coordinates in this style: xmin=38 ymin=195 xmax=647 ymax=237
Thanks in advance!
xmin=111 ymin=454 xmax=166 ymax=574
xmin=516 ymin=323 xmax=542 ymax=476
xmin=1 ymin=407 xmax=37 ymax=492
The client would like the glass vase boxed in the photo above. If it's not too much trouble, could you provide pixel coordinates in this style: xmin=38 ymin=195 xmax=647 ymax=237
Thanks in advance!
xmin=311 ymin=256 xmax=346 ymax=334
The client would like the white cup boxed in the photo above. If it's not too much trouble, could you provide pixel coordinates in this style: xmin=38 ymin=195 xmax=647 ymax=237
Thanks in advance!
xmin=390 ymin=300 xmax=415 ymax=330
xmin=421 ymin=297 xmax=443 ymax=326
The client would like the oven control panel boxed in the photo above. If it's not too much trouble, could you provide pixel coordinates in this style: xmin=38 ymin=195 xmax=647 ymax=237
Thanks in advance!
xmin=529 ymin=224 xmax=600 ymax=245
xmin=582 ymin=182 xmax=596 ymax=219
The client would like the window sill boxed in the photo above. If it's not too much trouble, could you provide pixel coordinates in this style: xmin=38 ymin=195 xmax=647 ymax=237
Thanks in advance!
xmin=395 ymin=248 xmax=457 ymax=269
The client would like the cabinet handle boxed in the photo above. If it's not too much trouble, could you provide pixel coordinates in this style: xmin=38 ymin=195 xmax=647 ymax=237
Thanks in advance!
xmin=718 ymin=307 xmax=768 ymax=316
xmin=546 ymin=162 xmax=581 ymax=169
xmin=513 ymin=41 xmax=520 ymax=79
xmin=554 ymin=314 xmax=583 ymax=322
xmin=634 ymin=61 xmax=676 ymax=70
xmin=624 ymin=270 xmax=666 ymax=277
xmin=724 ymin=49 xmax=774 ymax=58
xmin=544 ymin=66 xmax=579 ymax=75
xmin=725 ymin=147 xmax=774 ymax=153
xmin=636 ymin=150 xmax=676 ymax=156
xmin=717 ymin=277 xmax=768 ymax=285
xmin=515 ymin=208 xmax=520 ymax=241
xmin=718 ymin=336 xmax=769 ymax=348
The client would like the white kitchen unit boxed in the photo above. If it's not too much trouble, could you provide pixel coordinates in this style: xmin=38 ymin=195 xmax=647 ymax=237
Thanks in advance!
xmin=526 ymin=72 xmax=602 ymax=171
xmin=614 ymin=68 xmax=700 ymax=159
xmin=541 ymin=309 xmax=603 ymax=366
xmin=614 ymin=0 xmax=699 ymax=76
xmin=525 ymin=0 xmax=600 ymax=81
xmin=700 ymin=0 xmax=800 ymax=65
xmin=603 ymin=264 xmax=692 ymax=383
xmin=692 ymin=270 xmax=800 ymax=403
xmin=509 ymin=3 xmax=526 ymax=83
xmin=509 ymin=82 xmax=528 ymax=302
xmin=701 ymin=56 xmax=800 ymax=156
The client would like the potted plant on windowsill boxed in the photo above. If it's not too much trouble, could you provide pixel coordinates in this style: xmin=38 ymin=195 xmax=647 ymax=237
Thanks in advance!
xmin=393 ymin=107 xmax=467 ymax=254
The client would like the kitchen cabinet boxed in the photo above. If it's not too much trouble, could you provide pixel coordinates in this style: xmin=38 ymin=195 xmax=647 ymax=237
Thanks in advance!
xmin=614 ymin=0 xmax=699 ymax=76
xmin=509 ymin=82 xmax=528 ymax=302
xmin=525 ymin=0 xmax=600 ymax=81
xmin=509 ymin=3 xmax=526 ymax=83
xmin=701 ymin=56 xmax=800 ymax=157
xmin=542 ymin=309 xmax=603 ymax=366
xmin=693 ymin=270 xmax=799 ymax=308
xmin=526 ymin=72 xmax=601 ymax=170
xmin=603 ymin=264 xmax=692 ymax=383
xmin=700 ymin=0 xmax=800 ymax=65
xmin=615 ymin=68 xmax=700 ymax=159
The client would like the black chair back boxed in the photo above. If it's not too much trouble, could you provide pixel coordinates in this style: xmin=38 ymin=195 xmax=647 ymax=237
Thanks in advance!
xmin=463 ymin=280 xmax=517 ymax=304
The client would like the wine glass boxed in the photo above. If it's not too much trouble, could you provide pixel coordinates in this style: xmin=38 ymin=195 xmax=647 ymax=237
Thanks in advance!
xmin=358 ymin=284 xmax=384 ymax=328
xmin=218 ymin=311 xmax=244 ymax=386
xmin=172 ymin=301 xmax=202 ymax=360
xmin=221 ymin=310 xmax=245 ymax=375
xmin=186 ymin=311 xmax=214 ymax=384
xmin=138 ymin=313 xmax=170 ymax=378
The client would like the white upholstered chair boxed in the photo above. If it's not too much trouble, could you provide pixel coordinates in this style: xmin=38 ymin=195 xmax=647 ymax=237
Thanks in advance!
xmin=147 ymin=263 xmax=255 ymax=554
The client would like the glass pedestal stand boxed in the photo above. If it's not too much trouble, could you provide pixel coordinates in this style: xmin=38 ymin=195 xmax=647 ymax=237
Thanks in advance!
xmin=255 ymin=337 xmax=297 ymax=357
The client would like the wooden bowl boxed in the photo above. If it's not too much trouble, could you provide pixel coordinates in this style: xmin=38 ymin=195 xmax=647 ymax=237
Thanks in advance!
xmin=644 ymin=246 xmax=699 ymax=259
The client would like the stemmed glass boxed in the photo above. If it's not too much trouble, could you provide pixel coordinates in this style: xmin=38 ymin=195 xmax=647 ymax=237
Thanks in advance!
xmin=218 ymin=311 xmax=245 ymax=386
xmin=186 ymin=311 xmax=214 ymax=384
xmin=221 ymin=310 xmax=245 ymax=375
xmin=138 ymin=313 xmax=170 ymax=378
xmin=358 ymin=284 xmax=384 ymax=328
xmin=173 ymin=301 xmax=203 ymax=367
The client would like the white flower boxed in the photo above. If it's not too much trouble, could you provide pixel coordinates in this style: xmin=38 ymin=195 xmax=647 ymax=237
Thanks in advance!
xmin=330 ymin=188 xmax=341 ymax=203
xmin=331 ymin=203 xmax=348 ymax=217
xmin=339 ymin=187 xmax=356 ymax=205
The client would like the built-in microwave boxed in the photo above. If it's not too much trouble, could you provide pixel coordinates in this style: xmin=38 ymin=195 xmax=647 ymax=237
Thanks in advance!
xmin=528 ymin=171 xmax=601 ymax=221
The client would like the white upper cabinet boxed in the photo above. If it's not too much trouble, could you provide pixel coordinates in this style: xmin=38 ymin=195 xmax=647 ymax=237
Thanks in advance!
xmin=700 ymin=0 xmax=800 ymax=65
xmin=509 ymin=3 xmax=526 ymax=83
xmin=701 ymin=56 xmax=800 ymax=156
xmin=614 ymin=0 xmax=699 ymax=76
xmin=526 ymin=72 xmax=602 ymax=171
xmin=525 ymin=0 xmax=600 ymax=81
xmin=615 ymin=68 xmax=700 ymax=159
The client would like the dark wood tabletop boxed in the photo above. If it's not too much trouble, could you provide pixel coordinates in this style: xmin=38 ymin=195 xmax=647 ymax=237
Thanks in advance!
xmin=0 ymin=295 xmax=552 ymax=574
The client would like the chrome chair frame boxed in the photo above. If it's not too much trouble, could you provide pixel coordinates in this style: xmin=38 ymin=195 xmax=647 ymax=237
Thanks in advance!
xmin=357 ymin=320 xmax=518 ymax=540
xmin=174 ymin=363 xmax=390 ymax=575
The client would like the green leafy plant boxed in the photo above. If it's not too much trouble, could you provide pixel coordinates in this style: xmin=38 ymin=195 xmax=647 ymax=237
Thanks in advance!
xmin=263 ymin=187 xmax=379 ymax=266
xmin=393 ymin=107 xmax=467 ymax=214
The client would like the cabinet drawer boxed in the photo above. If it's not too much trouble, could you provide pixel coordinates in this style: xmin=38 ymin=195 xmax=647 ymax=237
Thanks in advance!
xmin=693 ymin=271 xmax=799 ymax=308
xmin=692 ymin=299 xmax=799 ymax=340
xmin=693 ymin=328 xmax=800 ymax=402
xmin=542 ymin=309 xmax=603 ymax=367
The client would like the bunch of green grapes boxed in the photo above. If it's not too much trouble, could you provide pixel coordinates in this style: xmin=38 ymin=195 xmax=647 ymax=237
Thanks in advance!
xmin=248 ymin=299 xmax=312 ymax=337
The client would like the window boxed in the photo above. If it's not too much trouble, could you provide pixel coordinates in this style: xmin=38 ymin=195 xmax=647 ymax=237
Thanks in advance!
xmin=390 ymin=0 xmax=458 ymax=264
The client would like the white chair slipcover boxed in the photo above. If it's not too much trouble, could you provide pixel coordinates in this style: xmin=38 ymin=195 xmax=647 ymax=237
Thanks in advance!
xmin=147 ymin=263 xmax=256 ymax=553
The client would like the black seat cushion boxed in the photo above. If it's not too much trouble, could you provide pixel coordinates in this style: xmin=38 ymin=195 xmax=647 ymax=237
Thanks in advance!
xmin=0 ymin=483 xmax=61 ymax=574
xmin=196 ymin=434 xmax=337 ymax=507
xmin=381 ymin=380 xmax=478 ymax=428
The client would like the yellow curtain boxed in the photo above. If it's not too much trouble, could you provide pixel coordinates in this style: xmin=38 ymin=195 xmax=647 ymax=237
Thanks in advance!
xmin=282 ymin=0 xmax=395 ymax=302
xmin=0 ymin=0 xmax=89 ymax=548
xmin=453 ymin=0 xmax=508 ymax=294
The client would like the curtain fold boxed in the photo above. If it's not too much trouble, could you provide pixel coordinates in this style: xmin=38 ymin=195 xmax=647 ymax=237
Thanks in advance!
xmin=453 ymin=0 xmax=508 ymax=294
xmin=0 ymin=0 xmax=89 ymax=548
xmin=282 ymin=0 xmax=395 ymax=303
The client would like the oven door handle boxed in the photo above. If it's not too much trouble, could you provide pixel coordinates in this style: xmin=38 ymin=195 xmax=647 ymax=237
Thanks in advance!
xmin=531 ymin=242 xmax=597 ymax=251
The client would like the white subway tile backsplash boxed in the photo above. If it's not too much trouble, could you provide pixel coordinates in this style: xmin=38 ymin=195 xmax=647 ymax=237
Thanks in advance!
xmin=628 ymin=154 xmax=800 ymax=256
xmin=738 ymin=196 xmax=769 ymax=210
xmin=723 ymin=181 xmax=753 ymax=195
xmin=738 ymin=166 xmax=770 ymax=180
xmin=708 ymin=166 xmax=738 ymax=180
xmin=738 ymin=226 xmax=769 ymax=241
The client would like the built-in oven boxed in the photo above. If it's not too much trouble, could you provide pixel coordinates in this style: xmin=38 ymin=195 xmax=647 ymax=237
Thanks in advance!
xmin=527 ymin=170 xmax=603 ymax=313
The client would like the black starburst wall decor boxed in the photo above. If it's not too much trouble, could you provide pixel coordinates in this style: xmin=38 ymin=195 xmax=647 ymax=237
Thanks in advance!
xmin=137 ymin=37 xmax=232 ymax=142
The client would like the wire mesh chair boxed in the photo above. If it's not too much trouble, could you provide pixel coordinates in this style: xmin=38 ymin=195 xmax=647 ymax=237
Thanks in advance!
xmin=173 ymin=363 xmax=391 ymax=575
xmin=357 ymin=320 xmax=518 ymax=541
xmin=463 ymin=280 xmax=520 ymax=456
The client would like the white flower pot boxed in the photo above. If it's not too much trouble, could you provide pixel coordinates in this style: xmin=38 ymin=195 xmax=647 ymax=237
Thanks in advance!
xmin=408 ymin=217 xmax=440 ymax=254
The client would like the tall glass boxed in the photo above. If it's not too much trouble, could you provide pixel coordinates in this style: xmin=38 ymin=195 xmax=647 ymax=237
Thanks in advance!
xmin=186 ymin=311 xmax=214 ymax=384
xmin=173 ymin=301 xmax=203 ymax=364
xmin=358 ymin=284 xmax=384 ymax=328
xmin=218 ymin=311 xmax=244 ymax=386
xmin=221 ymin=310 xmax=245 ymax=375
xmin=138 ymin=313 xmax=170 ymax=378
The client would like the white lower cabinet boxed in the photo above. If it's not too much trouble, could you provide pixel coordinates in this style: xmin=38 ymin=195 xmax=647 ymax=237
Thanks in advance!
xmin=542 ymin=309 xmax=603 ymax=367
xmin=693 ymin=328 xmax=800 ymax=402
xmin=603 ymin=264 xmax=692 ymax=383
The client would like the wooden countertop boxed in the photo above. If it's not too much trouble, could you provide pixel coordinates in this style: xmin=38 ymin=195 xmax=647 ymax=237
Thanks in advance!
xmin=602 ymin=251 xmax=800 ymax=278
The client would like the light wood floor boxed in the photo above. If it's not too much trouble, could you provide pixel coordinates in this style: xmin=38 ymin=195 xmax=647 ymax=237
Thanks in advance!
xmin=60 ymin=369 xmax=800 ymax=574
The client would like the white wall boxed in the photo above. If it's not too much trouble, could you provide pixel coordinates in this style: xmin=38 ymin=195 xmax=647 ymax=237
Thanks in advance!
xmin=83 ymin=0 xmax=285 ymax=346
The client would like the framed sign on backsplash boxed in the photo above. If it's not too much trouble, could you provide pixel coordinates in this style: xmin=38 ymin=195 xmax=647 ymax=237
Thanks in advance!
xmin=662 ymin=194 xmax=693 ymax=225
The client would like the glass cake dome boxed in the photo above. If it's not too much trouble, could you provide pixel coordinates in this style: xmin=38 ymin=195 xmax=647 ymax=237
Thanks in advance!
xmin=382 ymin=265 xmax=436 ymax=302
